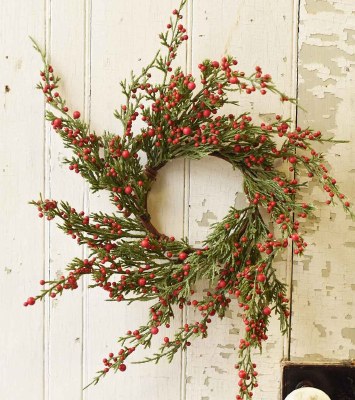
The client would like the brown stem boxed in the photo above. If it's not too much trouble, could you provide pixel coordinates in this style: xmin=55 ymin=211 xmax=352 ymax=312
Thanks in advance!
xmin=139 ymin=213 xmax=167 ymax=240
xmin=139 ymin=162 xmax=169 ymax=239
xmin=210 ymin=151 xmax=230 ymax=163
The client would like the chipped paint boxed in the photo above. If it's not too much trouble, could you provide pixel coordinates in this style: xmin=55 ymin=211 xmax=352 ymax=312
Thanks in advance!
xmin=217 ymin=344 xmax=235 ymax=349
xmin=300 ymin=254 xmax=312 ymax=271
xmin=219 ymin=352 xmax=232 ymax=359
xmin=258 ymin=113 xmax=277 ymax=123
xmin=266 ymin=342 xmax=276 ymax=351
xmin=309 ymin=32 xmax=339 ymax=42
xmin=313 ymin=323 xmax=327 ymax=337
xmin=228 ymin=327 xmax=240 ymax=335
xmin=341 ymin=328 xmax=355 ymax=344
xmin=321 ymin=261 xmax=331 ymax=277
xmin=304 ymin=0 xmax=343 ymax=15
xmin=224 ymin=310 xmax=233 ymax=319
xmin=210 ymin=366 xmax=227 ymax=374
xmin=291 ymin=0 xmax=355 ymax=370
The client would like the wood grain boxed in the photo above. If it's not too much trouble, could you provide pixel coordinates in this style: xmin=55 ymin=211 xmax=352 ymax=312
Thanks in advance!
xmin=44 ymin=1 xmax=88 ymax=398
xmin=0 ymin=1 xmax=46 ymax=399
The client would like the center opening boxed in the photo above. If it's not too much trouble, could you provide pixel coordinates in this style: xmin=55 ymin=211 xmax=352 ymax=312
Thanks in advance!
xmin=147 ymin=156 xmax=248 ymax=246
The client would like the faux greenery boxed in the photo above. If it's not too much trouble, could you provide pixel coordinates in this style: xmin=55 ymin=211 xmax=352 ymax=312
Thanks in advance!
xmin=26 ymin=1 xmax=353 ymax=399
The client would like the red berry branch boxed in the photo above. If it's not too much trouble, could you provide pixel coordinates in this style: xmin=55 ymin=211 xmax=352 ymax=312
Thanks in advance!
xmin=27 ymin=1 xmax=353 ymax=399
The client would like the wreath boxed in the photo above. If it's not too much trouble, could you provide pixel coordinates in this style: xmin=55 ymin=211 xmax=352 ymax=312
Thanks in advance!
xmin=26 ymin=1 xmax=352 ymax=399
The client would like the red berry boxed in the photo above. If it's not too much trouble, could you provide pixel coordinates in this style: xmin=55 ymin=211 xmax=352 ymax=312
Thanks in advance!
xmin=182 ymin=127 xmax=192 ymax=135
xmin=119 ymin=364 xmax=126 ymax=372
xmin=52 ymin=118 xmax=62 ymax=129
xmin=141 ymin=239 xmax=150 ymax=249
xmin=263 ymin=306 xmax=271 ymax=316
xmin=121 ymin=150 xmax=130 ymax=159
xmin=27 ymin=297 xmax=36 ymax=306
xmin=203 ymin=109 xmax=211 ymax=118
xmin=73 ymin=111 xmax=80 ymax=119
xmin=257 ymin=274 xmax=266 ymax=283
xmin=150 ymin=327 xmax=159 ymax=335
xmin=187 ymin=81 xmax=196 ymax=91
xmin=291 ymin=234 xmax=299 ymax=241
xmin=238 ymin=370 xmax=247 ymax=379
xmin=229 ymin=76 xmax=239 ymax=84
xmin=138 ymin=278 xmax=146 ymax=287
xmin=217 ymin=280 xmax=227 ymax=288
xmin=178 ymin=252 xmax=187 ymax=261
xmin=124 ymin=186 xmax=133 ymax=195
xmin=40 ymin=279 xmax=45 ymax=285
xmin=289 ymin=156 xmax=297 ymax=164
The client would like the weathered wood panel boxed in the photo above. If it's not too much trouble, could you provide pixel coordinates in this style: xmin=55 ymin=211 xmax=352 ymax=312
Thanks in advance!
xmin=0 ymin=1 xmax=46 ymax=399
xmin=291 ymin=0 xmax=355 ymax=363
xmin=43 ymin=1 xmax=89 ymax=399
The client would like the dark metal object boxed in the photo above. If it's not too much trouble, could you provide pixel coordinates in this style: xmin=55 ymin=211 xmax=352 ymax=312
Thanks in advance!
xmin=282 ymin=363 xmax=355 ymax=400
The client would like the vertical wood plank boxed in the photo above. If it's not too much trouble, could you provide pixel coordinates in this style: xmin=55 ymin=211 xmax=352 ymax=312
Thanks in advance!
xmin=291 ymin=0 xmax=355 ymax=362
xmin=186 ymin=1 xmax=298 ymax=399
xmin=85 ymin=2 xmax=186 ymax=399
xmin=45 ymin=1 xmax=88 ymax=398
xmin=0 ymin=1 xmax=46 ymax=399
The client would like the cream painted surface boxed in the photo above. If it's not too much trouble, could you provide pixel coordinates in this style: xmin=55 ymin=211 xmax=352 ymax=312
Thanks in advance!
xmin=44 ymin=2 xmax=88 ymax=399
xmin=291 ymin=0 xmax=355 ymax=363
xmin=0 ymin=1 xmax=45 ymax=399
xmin=0 ymin=1 xmax=354 ymax=400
